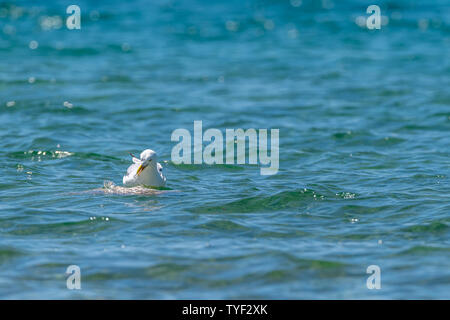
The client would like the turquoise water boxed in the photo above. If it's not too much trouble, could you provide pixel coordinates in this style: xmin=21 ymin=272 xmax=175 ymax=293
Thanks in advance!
xmin=0 ymin=0 xmax=449 ymax=299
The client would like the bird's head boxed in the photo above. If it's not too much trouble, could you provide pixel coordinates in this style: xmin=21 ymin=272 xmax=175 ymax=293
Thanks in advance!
xmin=131 ymin=149 xmax=158 ymax=176
xmin=139 ymin=149 xmax=157 ymax=162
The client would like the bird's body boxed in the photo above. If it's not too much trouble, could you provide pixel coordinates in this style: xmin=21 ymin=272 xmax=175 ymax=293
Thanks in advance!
xmin=123 ymin=149 xmax=166 ymax=188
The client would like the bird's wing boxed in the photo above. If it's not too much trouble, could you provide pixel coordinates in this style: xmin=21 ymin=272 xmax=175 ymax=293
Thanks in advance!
xmin=123 ymin=162 xmax=140 ymax=186
xmin=157 ymin=162 xmax=163 ymax=172
xmin=126 ymin=162 xmax=140 ymax=177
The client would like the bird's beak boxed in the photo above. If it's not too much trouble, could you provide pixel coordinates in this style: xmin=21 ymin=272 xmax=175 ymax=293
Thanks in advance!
xmin=136 ymin=160 xmax=151 ymax=176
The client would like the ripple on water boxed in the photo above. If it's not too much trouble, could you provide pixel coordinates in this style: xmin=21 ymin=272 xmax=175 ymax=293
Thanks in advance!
xmin=189 ymin=189 xmax=327 ymax=214
xmin=7 ymin=150 xmax=74 ymax=161
xmin=0 ymin=247 xmax=24 ymax=265
xmin=73 ymin=181 xmax=173 ymax=196
xmin=401 ymin=221 xmax=449 ymax=235
xmin=397 ymin=245 xmax=450 ymax=256
xmin=6 ymin=218 xmax=120 ymax=237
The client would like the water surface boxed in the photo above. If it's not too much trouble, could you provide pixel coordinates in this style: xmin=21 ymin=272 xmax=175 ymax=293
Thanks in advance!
xmin=0 ymin=0 xmax=449 ymax=299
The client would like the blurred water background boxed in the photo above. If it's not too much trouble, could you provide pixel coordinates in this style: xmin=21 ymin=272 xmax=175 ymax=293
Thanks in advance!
xmin=0 ymin=0 xmax=449 ymax=298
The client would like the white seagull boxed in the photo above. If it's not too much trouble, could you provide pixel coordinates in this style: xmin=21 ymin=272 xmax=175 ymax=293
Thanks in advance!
xmin=123 ymin=149 xmax=166 ymax=188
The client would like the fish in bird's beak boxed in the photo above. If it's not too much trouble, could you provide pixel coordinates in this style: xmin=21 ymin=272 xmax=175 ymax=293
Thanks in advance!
xmin=136 ymin=163 xmax=147 ymax=176
xmin=136 ymin=159 xmax=152 ymax=176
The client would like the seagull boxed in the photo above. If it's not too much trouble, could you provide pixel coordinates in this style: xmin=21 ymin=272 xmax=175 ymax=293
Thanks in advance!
xmin=123 ymin=149 xmax=166 ymax=188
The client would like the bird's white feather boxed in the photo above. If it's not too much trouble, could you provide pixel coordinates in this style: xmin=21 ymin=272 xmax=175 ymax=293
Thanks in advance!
xmin=123 ymin=149 xmax=166 ymax=188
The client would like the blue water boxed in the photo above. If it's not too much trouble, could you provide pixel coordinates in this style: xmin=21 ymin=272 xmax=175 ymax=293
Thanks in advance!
xmin=0 ymin=0 xmax=449 ymax=299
